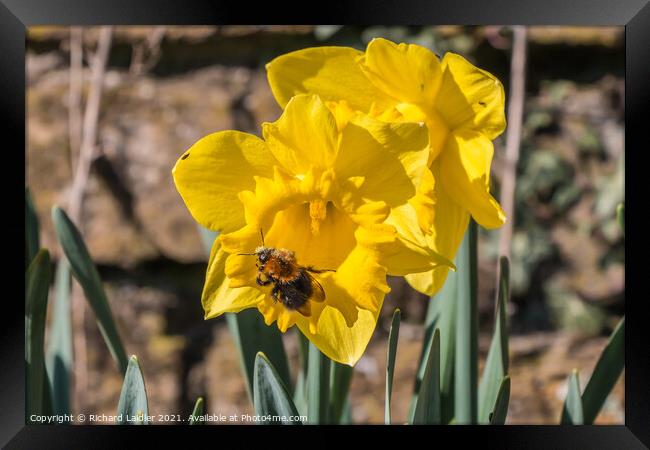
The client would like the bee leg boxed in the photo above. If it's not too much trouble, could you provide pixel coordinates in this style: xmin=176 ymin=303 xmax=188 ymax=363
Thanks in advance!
xmin=256 ymin=273 xmax=273 ymax=286
xmin=305 ymin=266 xmax=336 ymax=274
xmin=271 ymin=285 xmax=280 ymax=303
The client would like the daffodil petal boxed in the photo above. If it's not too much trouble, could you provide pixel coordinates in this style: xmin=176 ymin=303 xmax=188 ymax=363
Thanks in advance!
xmin=335 ymin=116 xmax=429 ymax=206
xmin=383 ymin=203 xmax=455 ymax=277
xmin=326 ymin=100 xmax=357 ymax=131
xmin=335 ymin=227 xmax=392 ymax=312
xmin=266 ymin=46 xmax=394 ymax=112
xmin=405 ymin=268 xmax=451 ymax=297
xmin=428 ymin=163 xmax=470 ymax=264
xmin=392 ymin=102 xmax=450 ymax=164
xmin=262 ymin=95 xmax=338 ymax=175
xmin=342 ymin=198 xmax=391 ymax=229
xmin=202 ymin=238 xmax=263 ymax=319
xmin=405 ymin=162 xmax=469 ymax=295
xmin=439 ymin=130 xmax=506 ymax=229
xmin=296 ymin=305 xmax=380 ymax=366
xmin=172 ymin=131 xmax=277 ymax=232
xmin=408 ymin=165 xmax=437 ymax=234
xmin=257 ymin=299 xmax=305 ymax=333
xmin=360 ymin=38 xmax=442 ymax=105
xmin=435 ymin=53 xmax=506 ymax=140
xmin=416 ymin=162 xmax=469 ymax=261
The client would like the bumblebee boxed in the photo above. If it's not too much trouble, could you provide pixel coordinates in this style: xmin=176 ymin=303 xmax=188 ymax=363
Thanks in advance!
xmin=239 ymin=230 xmax=335 ymax=317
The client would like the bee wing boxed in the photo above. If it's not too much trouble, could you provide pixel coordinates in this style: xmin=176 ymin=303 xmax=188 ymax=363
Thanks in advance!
xmin=306 ymin=271 xmax=326 ymax=303
xmin=295 ymin=300 xmax=312 ymax=317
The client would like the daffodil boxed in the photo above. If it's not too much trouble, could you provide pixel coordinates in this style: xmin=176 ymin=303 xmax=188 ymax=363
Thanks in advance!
xmin=266 ymin=38 xmax=507 ymax=295
xmin=172 ymin=94 xmax=452 ymax=365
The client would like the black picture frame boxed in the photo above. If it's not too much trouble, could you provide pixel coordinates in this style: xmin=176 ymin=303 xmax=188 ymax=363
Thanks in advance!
xmin=4 ymin=0 xmax=649 ymax=448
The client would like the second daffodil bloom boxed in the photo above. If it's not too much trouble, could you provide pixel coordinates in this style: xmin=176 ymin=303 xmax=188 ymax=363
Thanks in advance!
xmin=172 ymin=94 xmax=453 ymax=366
xmin=266 ymin=38 xmax=507 ymax=295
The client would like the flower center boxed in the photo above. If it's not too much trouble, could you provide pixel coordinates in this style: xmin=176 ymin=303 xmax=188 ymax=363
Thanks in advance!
xmin=309 ymin=199 xmax=328 ymax=236
xmin=265 ymin=200 xmax=356 ymax=270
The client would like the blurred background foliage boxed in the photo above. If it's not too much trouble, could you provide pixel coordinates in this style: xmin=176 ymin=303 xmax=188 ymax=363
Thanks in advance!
xmin=26 ymin=25 xmax=624 ymax=424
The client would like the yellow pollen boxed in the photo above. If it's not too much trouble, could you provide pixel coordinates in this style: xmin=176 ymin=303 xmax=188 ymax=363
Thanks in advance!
xmin=309 ymin=199 xmax=327 ymax=236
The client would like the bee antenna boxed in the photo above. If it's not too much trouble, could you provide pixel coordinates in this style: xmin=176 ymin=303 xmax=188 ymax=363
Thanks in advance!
xmin=260 ymin=228 xmax=265 ymax=246
xmin=237 ymin=252 xmax=257 ymax=256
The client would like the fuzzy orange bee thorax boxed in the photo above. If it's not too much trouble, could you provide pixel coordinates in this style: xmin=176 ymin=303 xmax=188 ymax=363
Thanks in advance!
xmin=262 ymin=248 xmax=300 ymax=281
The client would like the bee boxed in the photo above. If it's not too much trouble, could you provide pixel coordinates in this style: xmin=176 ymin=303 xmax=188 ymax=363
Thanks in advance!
xmin=238 ymin=230 xmax=335 ymax=317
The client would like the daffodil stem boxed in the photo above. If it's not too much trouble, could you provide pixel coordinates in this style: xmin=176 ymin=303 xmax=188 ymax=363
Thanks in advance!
xmin=297 ymin=330 xmax=310 ymax=380
xmin=307 ymin=343 xmax=331 ymax=424
xmin=454 ymin=220 xmax=478 ymax=424
xmin=329 ymin=361 xmax=353 ymax=424
xmin=292 ymin=330 xmax=310 ymax=415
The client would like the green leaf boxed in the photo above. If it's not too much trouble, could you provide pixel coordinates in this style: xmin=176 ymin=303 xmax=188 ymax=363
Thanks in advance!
xmin=581 ymin=317 xmax=625 ymax=424
xmin=561 ymin=369 xmax=584 ymax=424
xmin=189 ymin=397 xmax=204 ymax=425
xmin=25 ymin=250 xmax=51 ymax=422
xmin=253 ymin=352 xmax=302 ymax=425
xmin=409 ymin=255 xmax=457 ymax=424
xmin=307 ymin=343 xmax=330 ymax=424
xmin=293 ymin=330 xmax=310 ymax=416
xmin=197 ymin=225 xmax=292 ymax=402
xmin=25 ymin=188 xmax=40 ymax=269
xmin=226 ymin=311 xmax=292 ymax=404
xmin=46 ymin=259 xmax=73 ymax=416
xmin=489 ymin=376 xmax=510 ymax=425
xmin=478 ymin=256 xmax=510 ymax=423
xmin=385 ymin=309 xmax=401 ymax=424
xmin=413 ymin=328 xmax=441 ymax=424
xmin=330 ymin=360 xmax=354 ymax=424
xmin=339 ymin=398 xmax=352 ymax=424
xmin=117 ymin=355 xmax=149 ymax=424
xmin=41 ymin=369 xmax=54 ymax=417
xmin=454 ymin=220 xmax=478 ymax=424
xmin=52 ymin=206 xmax=128 ymax=374
xmin=616 ymin=203 xmax=624 ymax=237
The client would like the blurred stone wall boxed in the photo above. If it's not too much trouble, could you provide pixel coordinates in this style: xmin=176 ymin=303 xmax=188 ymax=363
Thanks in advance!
xmin=26 ymin=25 xmax=624 ymax=424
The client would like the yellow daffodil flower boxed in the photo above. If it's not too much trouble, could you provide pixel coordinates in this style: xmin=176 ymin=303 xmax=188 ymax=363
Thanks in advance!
xmin=266 ymin=38 xmax=507 ymax=295
xmin=172 ymin=94 xmax=452 ymax=365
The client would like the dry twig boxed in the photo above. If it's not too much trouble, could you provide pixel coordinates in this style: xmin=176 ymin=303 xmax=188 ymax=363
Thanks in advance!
xmin=66 ymin=26 xmax=113 ymax=408
xmin=68 ymin=26 xmax=113 ymax=223
xmin=129 ymin=26 xmax=166 ymax=77
xmin=498 ymin=26 xmax=528 ymax=260
xmin=67 ymin=27 xmax=83 ymax=173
